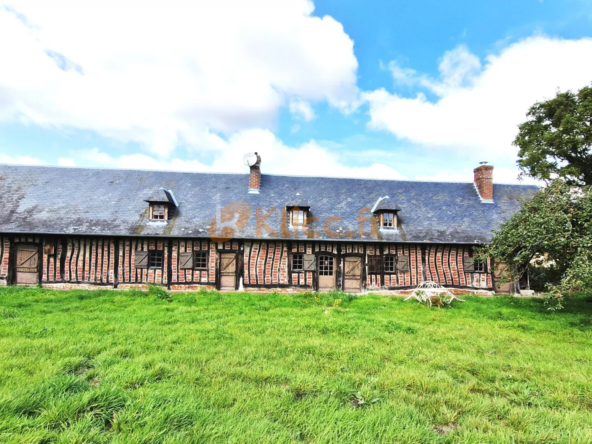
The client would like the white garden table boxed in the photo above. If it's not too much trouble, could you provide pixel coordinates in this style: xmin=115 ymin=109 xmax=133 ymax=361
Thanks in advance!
xmin=404 ymin=281 xmax=466 ymax=305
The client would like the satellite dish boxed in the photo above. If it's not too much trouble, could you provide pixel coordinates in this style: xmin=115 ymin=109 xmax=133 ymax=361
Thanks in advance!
xmin=243 ymin=152 xmax=258 ymax=167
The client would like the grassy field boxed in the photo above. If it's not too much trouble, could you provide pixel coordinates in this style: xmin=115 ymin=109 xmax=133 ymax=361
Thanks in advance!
xmin=0 ymin=287 xmax=591 ymax=444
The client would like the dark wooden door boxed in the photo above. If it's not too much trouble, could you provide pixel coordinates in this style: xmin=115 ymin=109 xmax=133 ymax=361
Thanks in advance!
xmin=16 ymin=245 xmax=39 ymax=285
xmin=317 ymin=255 xmax=335 ymax=292
xmin=343 ymin=256 xmax=362 ymax=293
xmin=220 ymin=253 xmax=237 ymax=291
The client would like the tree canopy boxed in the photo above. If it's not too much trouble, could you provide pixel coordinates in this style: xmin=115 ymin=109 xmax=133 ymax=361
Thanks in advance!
xmin=484 ymin=180 xmax=592 ymax=309
xmin=515 ymin=84 xmax=592 ymax=185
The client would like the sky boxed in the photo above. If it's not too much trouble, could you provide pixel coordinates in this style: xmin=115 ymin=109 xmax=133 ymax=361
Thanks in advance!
xmin=1 ymin=0 xmax=591 ymax=184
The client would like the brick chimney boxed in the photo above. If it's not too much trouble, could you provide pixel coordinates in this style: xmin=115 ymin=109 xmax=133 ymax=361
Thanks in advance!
xmin=474 ymin=164 xmax=494 ymax=203
xmin=248 ymin=152 xmax=262 ymax=194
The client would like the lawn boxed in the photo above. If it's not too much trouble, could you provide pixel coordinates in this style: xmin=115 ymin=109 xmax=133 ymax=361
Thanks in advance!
xmin=0 ymin=287 xmax=591 ymax=443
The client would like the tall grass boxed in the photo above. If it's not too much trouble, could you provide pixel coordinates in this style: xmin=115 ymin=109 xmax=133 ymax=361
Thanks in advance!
xmin=0 ymin=287 xmax=591 ymax=443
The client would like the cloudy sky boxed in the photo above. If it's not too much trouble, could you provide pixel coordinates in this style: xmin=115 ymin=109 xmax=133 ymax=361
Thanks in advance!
xmin=1 ymin=0 xmax=591 ymax=183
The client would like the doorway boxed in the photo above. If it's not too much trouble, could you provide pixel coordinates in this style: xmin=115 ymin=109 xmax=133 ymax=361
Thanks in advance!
xmin=219 ymin=253 xmax=237 ymax=291
xmin=343 ymin=256 xmax=362 ymax=293
xmin=16 ymin=244 xmax=39 ymax=285
xmin=317 ymin=255 xmax=335 ymax=292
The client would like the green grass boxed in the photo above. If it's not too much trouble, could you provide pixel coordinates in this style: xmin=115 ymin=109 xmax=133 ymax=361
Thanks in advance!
xmin=0 ymin=287 xmax=591 ymax=443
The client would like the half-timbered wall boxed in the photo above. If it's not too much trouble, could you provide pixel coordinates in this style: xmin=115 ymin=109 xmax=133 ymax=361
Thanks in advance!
xmin=170 ymin=239 xmax=216 ymax=285
xmin=365 ymin=243 xmax=491 ymax=290
xmin=424 ymin=245 xmax=492 ymax=289
xmin=290 ymin=241 xmax=314 ymax=287
xmin=0 ymin=234 xmax=495 ymax=291
xmin=118 ymin=238 xmax=168 ymax=285
xmin=244 ymin=240 xmax=289 ymax=287
xmin=44 ymin=237 xmax=115 ymax=285
xmin=366 ymin=243 xmax=422 ymax=289
xmin=0 ymin=236 xmax=9 ymax=285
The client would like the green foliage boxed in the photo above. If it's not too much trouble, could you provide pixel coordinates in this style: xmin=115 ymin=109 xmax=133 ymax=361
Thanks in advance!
xmin=515 ymin=84 xmax=592 ymax=185
xmin=147 ymin=285 xmax=172 ymax=302
xmin=483 ymin=180 xmax=592 ymax=309
xmin=0 ymin=287 xmax=591 ymax=442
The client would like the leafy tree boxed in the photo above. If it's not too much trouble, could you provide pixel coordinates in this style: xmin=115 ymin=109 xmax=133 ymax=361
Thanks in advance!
xmin=515 ymin=84 xmax=592 ymax=185
xmin=483 ymin=180 xmax=592 ymax=309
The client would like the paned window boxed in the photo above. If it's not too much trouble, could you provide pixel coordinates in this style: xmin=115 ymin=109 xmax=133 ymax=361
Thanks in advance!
xmin=148 ymin=250 xmax=164 ymax=269
xmin=384 ymin=255 xmax=396 ymax=273
xmin=151 ymin=204 xmax=166 ymax=220
xmin=292 ymin=253 xmax=304 ymax=271
xmin=381 ymin=212 xmax=395 ymax=229
xmin=474 ymin=258 xmax=486 ymax=273
xmin=318 ymin=255 xmax=334 ymax=276
xmin=291 ymin=210 xmax=306 ymax=226
xmin=194 ymin=251 xmax=209 ymax=269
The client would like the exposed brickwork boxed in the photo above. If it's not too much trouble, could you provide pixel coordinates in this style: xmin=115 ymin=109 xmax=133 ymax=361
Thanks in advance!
xmin=58 ymin=238 xmax=116 ymax=284
xmin=170 ymin=284 xmax=215 ymax=292
xmin=249 ymin=153 xmax=262 ymax=192
xmin=0 ymin=236 xmax=10 ymax=279
xmin=474 ymin=165 xmax=494 ymax=201
xmin=3 ymin=235 xmax=496 ymax=292
xmin=244 ymin=240 xmax=289 ymax=287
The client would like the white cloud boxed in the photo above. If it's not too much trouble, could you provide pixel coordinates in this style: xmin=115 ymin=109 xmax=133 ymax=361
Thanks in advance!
xmin=289 ymin=98 xmax=316 ymax=121
xmin=57 ymin=157 xmax=75 ymax=166
xmin=0 ymin=0 xmax=358 ymax=156
xmin=363 ymin=36 xmax=592 ymax=161
xmin=71 ymin=128 xmax=406 ymax=180
xmin=0 ymin=152 xmax=45 ymax=165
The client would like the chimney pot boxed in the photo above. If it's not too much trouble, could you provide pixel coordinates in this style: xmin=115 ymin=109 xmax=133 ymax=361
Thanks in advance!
xmin=474 ymin=164 xmax=494 ymax=202
xmin=248 ymin=153 xmax=262 ymax=194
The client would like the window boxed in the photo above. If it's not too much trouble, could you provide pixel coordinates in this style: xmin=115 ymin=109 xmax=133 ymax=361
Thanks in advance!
xmin=384 ymin=256 xmax=396 ymax=273
xmin=290 ymin=210 xmax=306 ymax=227
xmin=194 ymin=251 xmax=209 ymax=269
xmin=368 ymin=256 xmax=382 ymax=274
xmin=381 ymin=212 xmax=396 ymax=229
xmin=474 ymin=258 xmax=486 ymax=273
xmin=151 ymin=204 xmax=167 ymax=220
xmin=292 ymin=253 xmax=304 ymax=271
xmin=148 ymin=250 xmax=164 ymax=269
xmin=318 ymin=255 xmax=334 ymax=276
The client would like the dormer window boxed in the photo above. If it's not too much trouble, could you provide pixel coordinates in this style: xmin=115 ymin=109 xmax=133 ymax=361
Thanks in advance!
xmin=151 ymin=204 xmax=167 ymax=221
xmin=144 ymin=188 xmax=178 ymax=222
xmin=371 ymin=196 xmax=401 ymax=231
xmin=286 ymin=204 xmax=310 ymax=229
xmin=381 ymin=212 xmax=396 ymax=229
xmin=291 ymin=209 xmax=306 ymax=227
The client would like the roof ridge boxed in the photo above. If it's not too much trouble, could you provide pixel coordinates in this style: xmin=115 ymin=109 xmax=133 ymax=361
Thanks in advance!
xmin=0 ymin=163 xmax=538 ymax=187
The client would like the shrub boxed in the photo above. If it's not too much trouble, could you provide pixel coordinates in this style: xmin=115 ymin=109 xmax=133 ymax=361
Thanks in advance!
xmin=147 ymin=285 xmax=172 ymax=302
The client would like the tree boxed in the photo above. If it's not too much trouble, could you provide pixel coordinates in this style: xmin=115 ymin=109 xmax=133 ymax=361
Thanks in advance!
xmin=483 ymin=180 xmax=592 ymax=309
xmin=515 ymin=84 xmax=592 ymax=185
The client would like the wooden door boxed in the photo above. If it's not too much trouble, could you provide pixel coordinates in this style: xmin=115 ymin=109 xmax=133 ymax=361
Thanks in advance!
xmin=16 ymin=245 xmax=39 ymax=285
xmin=343 ymin=256 xmax=362 ymax=293
xmin=317 ymin=255 xmax=335 ymax=292
xmin=219 ymin=253 xmax=237 ymax=291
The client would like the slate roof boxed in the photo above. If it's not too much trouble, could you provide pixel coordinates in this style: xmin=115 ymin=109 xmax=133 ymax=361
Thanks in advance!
xmin=0 ymin=164 xmax=538 ymax=244
xmin=373 ymin=197 xmax=401 ymax=212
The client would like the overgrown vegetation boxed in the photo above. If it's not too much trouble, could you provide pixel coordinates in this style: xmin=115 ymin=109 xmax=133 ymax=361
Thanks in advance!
xmin=0 ymin=287 xmax=591 ymax=443
xmin=484 ymin=179 xmax=592 ymax=310
xmin=486 ymin=84 xmax=592 ymax=309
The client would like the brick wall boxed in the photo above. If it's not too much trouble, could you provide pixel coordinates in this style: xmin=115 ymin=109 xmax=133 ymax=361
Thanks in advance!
xmin=118 ymin=238 xmax=167 ymax=285
xmin=171 ymin=239 xmax=215 ymax=285
xmin=244 ymin=240 xmax=289 ymax=287
xmin=60 ymin=237 xmax=117 ymax=284
xmin=0 ymin=236 xmax=9 ymax=283
xmin=1 ymin=234 xmax=495 ymax=291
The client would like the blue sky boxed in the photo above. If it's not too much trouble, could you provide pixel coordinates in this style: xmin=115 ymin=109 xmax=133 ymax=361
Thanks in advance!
xmin=1 ymin=0 xmax=591 ymax=183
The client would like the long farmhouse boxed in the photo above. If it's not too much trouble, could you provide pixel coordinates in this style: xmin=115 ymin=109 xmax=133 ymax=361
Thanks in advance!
xmin=0 ymin=155 xmax=537 ymax=294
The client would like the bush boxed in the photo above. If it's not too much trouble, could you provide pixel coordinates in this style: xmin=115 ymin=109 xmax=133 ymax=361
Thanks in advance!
xmin=147 ymin=285 xmax=172 ymax=302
